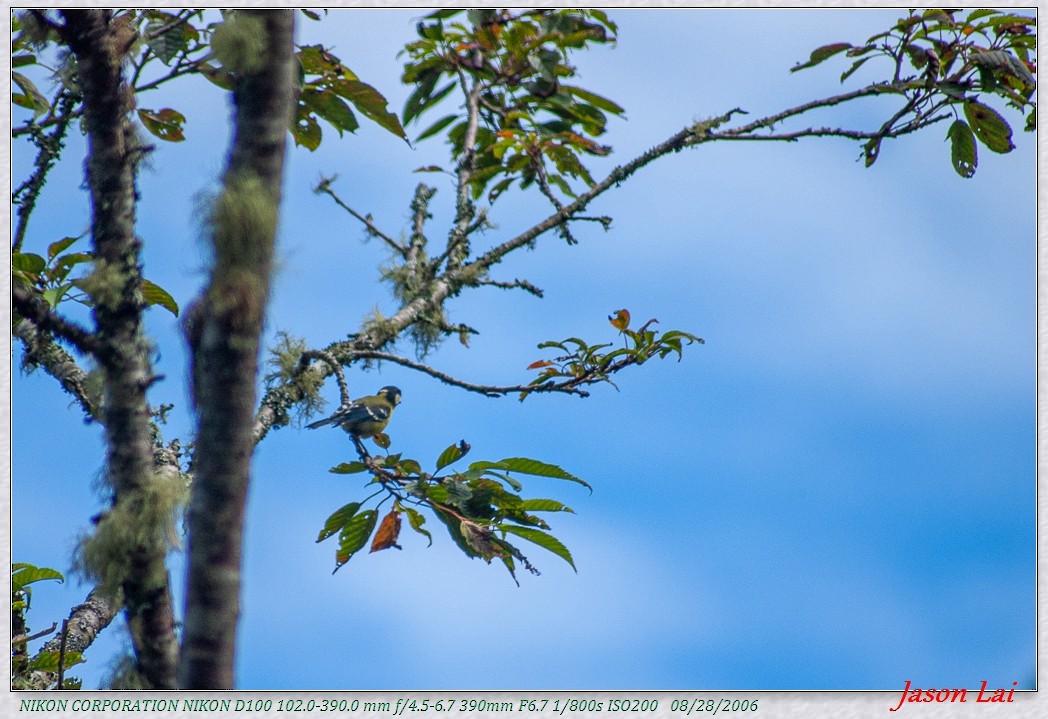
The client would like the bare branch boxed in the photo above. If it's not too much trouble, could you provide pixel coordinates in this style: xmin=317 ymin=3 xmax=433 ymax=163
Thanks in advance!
xmin=347 ymin=349 xmax=591 ymax=398
xmin=13 ymin=316 xmax=98 ymax=419
xmin=445 ymin=79 xmax=484 ymax=270
xmin=407 ymin=183 xmax=437 ymax=264
xmin=709 ymin=114 xmax=950 ymax=143
xmin=314 ymin=176 xmax=405 ymax=254
xmin=298 ymin=349 xmax=350 ymax=406
xmin=474 ymin=278 xmax=544 ymax=298
xmin=28 ymin=589 xmax=119 ymax=690
xmin=13 ymin=284 xmax=101 ymax=357
xmin=13 ymin=91 xmax=78 ymax=253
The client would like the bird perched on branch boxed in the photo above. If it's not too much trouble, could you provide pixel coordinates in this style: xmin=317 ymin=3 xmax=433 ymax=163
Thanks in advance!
xmin=306 ymin=386 xmax=402 ymax=439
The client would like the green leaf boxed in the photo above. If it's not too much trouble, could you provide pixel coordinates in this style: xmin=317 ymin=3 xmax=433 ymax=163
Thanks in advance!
xmin=971 ymin=50 xmax=1036 ymax=89
xmin=946 ymin=120 xmax=977 ymax=178
xmin=403 ymin=71 xmax=448 ymax=126
xmin=317 ymin=502 xmax=362 ymax=542
xmin=393 ymin=460 xmax=418 ymax=478
xmin=12 ymin=565 xmax=64 ymax=594
xmin=966 ymin=9 xmax=1000 ymax=23
xmin=963 ymin=100 xmax=1014 ymax=153
xmin=141 ymin=279 xmax=179 ymax=317
xmin=473 ymin=458 xmax=592 ymax=492
xmin=487 ymin=176 xmax=516 ymax=203
xmin=414 ymin=113 xmax=458 ymax=143
xmin=200 ymin=63 xmax=235 ymax=90
xmin=54 ymin=252 xmax=93 ymax=272
xmin=13 ymin=53 xmax=36 ymax=68
xmin=791 ymin=43 xmax=853 ymax=72
xmin=436 ymin=441 xmax=470 ymax=471
xmin=30 ymin=650 xmax=84 ymax=672
xmin=467 ymin=9 xmax=498 ymax=27
xmin=302 ymin=88 xmax=359 ymax=136
xmin=840 ymin=56 xmax=874 ymax=83
xmin=333 ymin=509 xmax=378 ymax=571
xmin=333 ymin=78 xmax=407 ymax=140
xmin=562 ymin=85 xmax=625 ymax=116
xmin=937 ymin=81 xmax=969 ymax=100
xmin=146 ymin=17 xmax=187 ymax=65
xmin=329 ymin=461 xmax=368 ymax=474
xmin=47 ymin=236 xmax=81 ymax=260
xmin=500 ymin=525 xmax=576 ymax=571
xmin=863 ymin=136 xmax=882 ymax=167
xmin=12 ymin=252 xmax=46 ymax=275
xmin=404 ymin=506 xmax=432 ymax=546
xmin=41 ymin=285 xmax=72 ymax=308
xmin=137 ymin=108 xmax=186 ymax=142
xmin=12 ymin=71 xmax=50 ymax=117
xmin=480 ymin=470 xmax=522 ymax=492
xmin=292 ymin=111 xmax=322 ymax=151
xmin=520 ymin=498 xmax=575 ymax=514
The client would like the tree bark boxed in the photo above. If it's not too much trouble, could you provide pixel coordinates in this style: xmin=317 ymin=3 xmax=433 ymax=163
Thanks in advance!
xmin=179 ymin=9 xmax=296 ymax=689
xmin=59 ymin=9 xmax=179 ymax=689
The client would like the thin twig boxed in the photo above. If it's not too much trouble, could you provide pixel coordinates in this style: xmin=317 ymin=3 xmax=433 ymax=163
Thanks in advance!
xmin=346 ymin=349 xmax=591 ymax=398
xmin=299 ymin=349 xmax=350 ymax=405
xmin=13 ymin=92 xmax=77 ymax=253
xmin=143 ymin=9 xmax=196 ymax=41
xmin=56 ymin=619 xmax=68 ymax=689
xmin=314 ymin=177 xmax=405 ymax=254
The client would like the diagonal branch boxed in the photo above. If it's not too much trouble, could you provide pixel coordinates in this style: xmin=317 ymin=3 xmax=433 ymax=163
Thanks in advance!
xmin=13 ymin=316 xmax=98 ymax=419
xmin=13 ymin=284 xmax=101 ymax=357
xmin=314 ymin=176 xmax=405 ymax=254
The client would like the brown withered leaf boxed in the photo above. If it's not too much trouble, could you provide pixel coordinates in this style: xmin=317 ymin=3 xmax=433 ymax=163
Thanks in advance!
xmin=370 ymin=510 xmax=402 ymax=552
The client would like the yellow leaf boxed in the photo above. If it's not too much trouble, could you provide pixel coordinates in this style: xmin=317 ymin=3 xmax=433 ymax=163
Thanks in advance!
xmin=609 ymin=308 xmax=630 ymax=332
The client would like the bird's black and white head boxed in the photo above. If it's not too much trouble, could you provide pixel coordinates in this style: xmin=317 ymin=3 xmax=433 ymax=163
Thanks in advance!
xmin=377 ymin=386 xmax=402 ymax=406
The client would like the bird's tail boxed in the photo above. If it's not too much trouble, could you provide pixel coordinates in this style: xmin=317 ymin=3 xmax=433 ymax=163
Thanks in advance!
xmin=305 ymin=416 xmax=334 ymax=429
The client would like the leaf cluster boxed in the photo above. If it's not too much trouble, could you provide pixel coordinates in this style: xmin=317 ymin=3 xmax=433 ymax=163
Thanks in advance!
xmin=12 ymin=563 xmax=84 ymax=690
xmin=401 ymin=9 xmax=624 ymax=204
xmin=523 ymin=309 xmax=703 ymax=399
xmin=792 ymin=9 xmax=1035 ymax=177
xmin=13 ymin=235 xmax=178 ymax=319
xmin=317 ymin=441 xmax=588 ymax=584
xmin=13 ymin=10 xmax=407 ymax=151
xmin=293 ymin=42 xmax=406 ymax=150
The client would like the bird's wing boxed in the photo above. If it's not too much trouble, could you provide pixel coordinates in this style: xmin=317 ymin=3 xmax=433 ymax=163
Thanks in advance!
xmin=305 ymin=398 xmax=393 ymax=430
xmin=357 ymin=402 xmax=392 ymax=423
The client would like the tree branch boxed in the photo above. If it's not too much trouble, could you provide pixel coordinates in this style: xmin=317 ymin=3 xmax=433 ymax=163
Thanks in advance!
xmin=60 ymin=8 xmax=179 ymax=688
xmin=14 ymin=316 xmax=98 ymax=419
xmin=314 ymin=176 xmax=405 ymax=254
xmin=180 ymin=9 xmax=296 ymax=690
xmin=25 ymin=589 xmax=119 ymax=690
xmin=444 ymin=78 xmax=483 ymax=271
xmin=13 ymin=91 xmax=78 ymax=253
xmin=347 ymin=349 xmax=591 ymax=398
xmin=13 ymin=284 xmax=101 ymax=357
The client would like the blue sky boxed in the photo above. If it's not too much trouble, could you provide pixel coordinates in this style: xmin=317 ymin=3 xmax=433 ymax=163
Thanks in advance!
xmin=11 ymin=9 xmax=1035 ymax=691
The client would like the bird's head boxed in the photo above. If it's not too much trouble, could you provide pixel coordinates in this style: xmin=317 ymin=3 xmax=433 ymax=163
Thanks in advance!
xmin=378 ymin=386 xmax=402 ymax=406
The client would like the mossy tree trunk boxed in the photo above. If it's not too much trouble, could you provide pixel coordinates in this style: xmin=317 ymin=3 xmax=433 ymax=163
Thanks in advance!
xmin=179 ymin=9 xmax=296 ymax=689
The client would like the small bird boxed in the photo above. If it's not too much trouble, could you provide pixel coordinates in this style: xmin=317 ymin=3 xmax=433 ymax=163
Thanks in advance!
xmin=306 ymin=386 xmax=402 ymax=439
